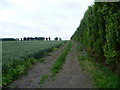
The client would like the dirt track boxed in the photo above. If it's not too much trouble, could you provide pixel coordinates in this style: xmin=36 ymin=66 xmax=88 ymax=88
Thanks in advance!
xmin=9 ymin=42 xmax=93 ymax=88
xmin=41 ymin=43 xmax=93 ymax=88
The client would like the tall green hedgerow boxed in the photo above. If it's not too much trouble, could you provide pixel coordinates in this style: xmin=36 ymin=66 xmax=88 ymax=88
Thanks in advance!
xmin=71 ymin=2 xmax=120 ymax=71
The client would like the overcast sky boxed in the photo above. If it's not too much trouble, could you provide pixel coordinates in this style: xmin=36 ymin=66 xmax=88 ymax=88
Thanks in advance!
xmin=0 ymin=0 xmax=94 ymax=40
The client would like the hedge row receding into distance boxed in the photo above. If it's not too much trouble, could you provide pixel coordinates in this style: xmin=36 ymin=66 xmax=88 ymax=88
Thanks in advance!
xmin=71 ymin=2 xmax=120 ymax=71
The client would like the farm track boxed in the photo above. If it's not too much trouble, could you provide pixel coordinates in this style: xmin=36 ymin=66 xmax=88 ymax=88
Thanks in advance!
xmin=8 ymin=43 xmax=68 ymax=88
xmin=8 ymin=42 xmax=93 ymax=88
xmin=41 ymin=42 xmax=93 ymax=88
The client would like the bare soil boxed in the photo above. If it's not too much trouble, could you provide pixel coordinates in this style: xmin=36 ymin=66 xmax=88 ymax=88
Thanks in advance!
xmin=41 ymin=43 xmax=93 ymax=88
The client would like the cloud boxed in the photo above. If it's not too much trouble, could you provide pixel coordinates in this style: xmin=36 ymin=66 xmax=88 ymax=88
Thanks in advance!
xmin=0 ymin=0 xmax=94 ymax=40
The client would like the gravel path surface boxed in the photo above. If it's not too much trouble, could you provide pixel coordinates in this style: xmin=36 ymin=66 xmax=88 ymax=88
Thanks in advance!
xmin=41 ymin=43 xmax=93 ymax=88
xmin=8 ymin=44 xmax=66 ymax=88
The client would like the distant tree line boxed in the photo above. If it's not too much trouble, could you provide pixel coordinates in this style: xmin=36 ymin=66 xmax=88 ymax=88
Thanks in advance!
xmin=23 ymin=37 xmax=45 ymax=41
xmin=0 ymin=38 xmax=19 ymax=41
xmin=0 ymin=37 xmax=62 ymax=41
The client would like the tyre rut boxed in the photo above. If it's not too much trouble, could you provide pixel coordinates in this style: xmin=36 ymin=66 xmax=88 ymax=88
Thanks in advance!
xmin=41 ymin=43 xmax=93 ymax=88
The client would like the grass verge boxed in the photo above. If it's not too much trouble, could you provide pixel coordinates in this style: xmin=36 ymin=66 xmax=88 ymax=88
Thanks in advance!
xmin=50 ymin=41 xmax=72 ymax=77
xmin=78 ymin=48 xmax=119 ymax=88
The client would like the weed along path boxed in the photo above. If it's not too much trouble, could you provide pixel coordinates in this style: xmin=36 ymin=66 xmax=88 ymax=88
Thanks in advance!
xmin=8 ymin=43 xmax=68 ymax=88
xmin=41 ymin=43 xmax=93 ymax=88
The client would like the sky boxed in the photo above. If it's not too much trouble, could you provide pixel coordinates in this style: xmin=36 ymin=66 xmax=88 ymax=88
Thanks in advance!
xmin=0 ymin=0 xmax=94 ymax=40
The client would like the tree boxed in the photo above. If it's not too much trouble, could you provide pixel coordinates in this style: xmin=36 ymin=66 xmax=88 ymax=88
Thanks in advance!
xmin=59 ymin=38 xmax=62 ymax=41
xmin=46 ymin=37 xmax=48 ymax=41
xmin=54 ymin=37 xmax=58 ymax=41
xmin=49 ymin=37 xmax=51 ymax=41
xmin=23 ymin=37 xmax=27 ymax=41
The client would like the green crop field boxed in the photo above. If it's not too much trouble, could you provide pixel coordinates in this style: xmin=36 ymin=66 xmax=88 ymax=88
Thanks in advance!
xmin=2 ymin=40 xmax=66 ymax=86
xmin=2 ymin=41 xmax=65 ymax=64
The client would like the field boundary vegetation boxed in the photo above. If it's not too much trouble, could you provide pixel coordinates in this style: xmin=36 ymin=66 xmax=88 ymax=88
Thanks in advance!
xmin=71 ymin=2 xmax=120 ymax=72
xmin=71 ymin=2 xmax=119 ymax=88
xmin=75 ymin=42 xmax=119 ymax=88
xmin=2 ymin=41 xmax=66 ymax=87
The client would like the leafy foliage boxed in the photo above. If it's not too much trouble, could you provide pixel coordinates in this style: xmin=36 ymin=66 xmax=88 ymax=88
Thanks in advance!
xmin=71 ymin=2 xmax=120 ymax=71
xmin=75 ymin=42 xmax=119 ymax=88
xmin=79 ymin=57 xmax=119 ymax=88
